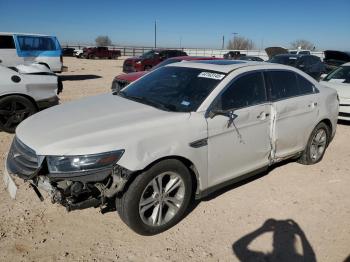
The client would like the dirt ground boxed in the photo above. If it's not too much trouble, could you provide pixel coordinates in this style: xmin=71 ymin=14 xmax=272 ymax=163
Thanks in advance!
xmin=0 ymin=57 xmax=349 ymax=262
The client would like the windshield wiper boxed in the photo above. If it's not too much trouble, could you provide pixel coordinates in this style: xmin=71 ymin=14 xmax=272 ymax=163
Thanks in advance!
xmin=118 ymin=92 xmax=177 ymax=112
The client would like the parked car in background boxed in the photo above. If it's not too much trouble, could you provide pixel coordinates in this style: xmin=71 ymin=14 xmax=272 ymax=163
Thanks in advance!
xmin=73 ymin=48 xmax=85 ymax=58
xmin=223 ymin=51 xmax=246 ymax=59
xmin=265 ymin=47 xmax=289 ymax=59
xmin=238 ymin=56 xmax=264 ymax=62
xmin=83 ymin=47 xmax=121 ymax=59
xmin=0 ymin=63 xmax=62 ymax=133
xmin=323 ymin=50 xmax=350 ymax=73
xmin=4 ymin=60 xmax=338 ymax=235
xmin=269 ymin=54 xmax=326 ymax=79
xmin=320 ymin=62 xmax=350 ymax=120
xmin=123 ymin=49 xmax=187 ymax=73
xmin=289 ymin=50 xmax=311 ymax=55
xmin=0 ymin=32 xmax=65 ymax=73
xmin=61 ymin=47 xmax=75 ymax=56
xmin=112 ymin=56 xmax=220 ymax=92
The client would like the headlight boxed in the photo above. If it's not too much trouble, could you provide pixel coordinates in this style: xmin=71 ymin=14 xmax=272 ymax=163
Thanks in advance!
xmin=47 ymin=150 xmax=124 ymax=173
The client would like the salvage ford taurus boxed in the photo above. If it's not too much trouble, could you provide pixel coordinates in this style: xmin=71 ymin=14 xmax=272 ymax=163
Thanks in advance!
xmin=4 ymin=60 xmax=338 ymax=235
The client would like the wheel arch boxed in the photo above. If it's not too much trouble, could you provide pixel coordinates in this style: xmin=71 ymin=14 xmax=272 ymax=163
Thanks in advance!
xmin=37 ymin=62 xmax=51 ymax=70
xmin=0 ymin=93 xmax=38 ymax=110
xmin=319 ymin=118 xmax=334 ymax=143
xmin=122 ymin=155 xmax=200 ymax=197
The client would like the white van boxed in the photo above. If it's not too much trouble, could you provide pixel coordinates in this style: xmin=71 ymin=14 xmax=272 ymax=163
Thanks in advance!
xmin=0 ymin=32 xmax=66 ymax=73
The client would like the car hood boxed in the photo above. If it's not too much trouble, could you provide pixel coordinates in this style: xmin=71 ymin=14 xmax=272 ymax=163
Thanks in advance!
xmin=320 ymin=81 xmax=350 ymax=99
xmin=125 ymin=57 xmax=142 ymax=63
xmin=115 ymin=71 xmax=147 ymax=82
xmin=265 ymin=47 xmax=288 ymax=59
xmin=324 ymin=50 xmax=350 ymax=62
xmin=16 ymin=93 xmax=190 ymax=156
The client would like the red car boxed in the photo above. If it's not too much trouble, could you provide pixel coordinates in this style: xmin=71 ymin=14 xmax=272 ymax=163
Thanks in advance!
xmin=83 ymin=47 xmax=121 ymax=59
xmin=123 ymin=49 xmax=187 ymax=73
xmin=112 ymin=56 xmax=220 ymax=92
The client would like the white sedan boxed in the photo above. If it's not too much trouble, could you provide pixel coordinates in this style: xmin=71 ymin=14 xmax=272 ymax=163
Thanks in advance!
xmin=0 ymin=63 xmax=61 ymax=133
xmin=4 ymin=60 xmax=338 ymax=235
xmin=320 ymin=62 xmax=350 ymax=120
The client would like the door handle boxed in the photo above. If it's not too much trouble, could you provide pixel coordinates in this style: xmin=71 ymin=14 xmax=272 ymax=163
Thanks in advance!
xmin=257 ymin=112 xmax=269 ymax=120
xmin=308 ymin=102 xmax=318 ymax=108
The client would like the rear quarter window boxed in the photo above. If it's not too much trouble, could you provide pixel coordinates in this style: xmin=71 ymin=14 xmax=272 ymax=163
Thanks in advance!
xmin=297 ymin=75 xmax=315 ymax=95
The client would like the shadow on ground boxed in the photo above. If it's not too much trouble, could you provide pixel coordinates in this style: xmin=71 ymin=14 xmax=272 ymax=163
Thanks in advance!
xmin=60 ymin=75 xmax=102 ymax=81
xmin=232 ymin=219 xmax=316 ymax=262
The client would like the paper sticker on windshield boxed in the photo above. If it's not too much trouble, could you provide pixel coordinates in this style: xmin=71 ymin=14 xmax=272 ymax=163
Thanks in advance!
xmin=181 ymin=100 xmax=190 ymax=106
xmin=198 ymin=72 xmax=225 ymax=80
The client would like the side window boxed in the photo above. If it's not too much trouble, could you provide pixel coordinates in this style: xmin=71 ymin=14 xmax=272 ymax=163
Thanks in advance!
xmin=218 ymin=72 xmax=266 ymax=110
xmin=0 ymin=35 xmax=15 ymax=49
xmin=167 ymin=51 xmax=176 ymax=58
xmin=297 ymin=75 xmax=315 ymax=95
xmin=266 ymin=71 xmax=299 ymax=100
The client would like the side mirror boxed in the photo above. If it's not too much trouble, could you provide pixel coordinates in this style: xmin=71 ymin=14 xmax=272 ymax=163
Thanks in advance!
xmin=320 ymin=73 xmax=327 ymax=80
xmin=208 ymin=109 xmax=236 ymax=119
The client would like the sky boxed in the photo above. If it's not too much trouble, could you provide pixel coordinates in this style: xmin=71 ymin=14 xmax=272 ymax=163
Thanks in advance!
xmin=0 ymin=0 xmax=349 ymax=51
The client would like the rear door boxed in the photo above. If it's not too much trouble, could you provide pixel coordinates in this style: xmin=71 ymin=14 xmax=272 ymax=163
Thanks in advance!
xmin=266 ymin=70 xmax=319 ymax=159
xmin=0 ymin=35 xmax=22 ymax=66
xmin=207 ymin=71 xmax=271 ymax=187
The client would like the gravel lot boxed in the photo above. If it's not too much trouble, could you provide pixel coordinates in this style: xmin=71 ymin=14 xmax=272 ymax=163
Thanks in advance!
xmin=0 ymin=57 xmax=349 ymax=262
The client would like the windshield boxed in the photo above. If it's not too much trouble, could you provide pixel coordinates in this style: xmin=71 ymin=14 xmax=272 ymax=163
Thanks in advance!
xmin=269 ymin=56 xmax=298 ymax=66
xmin=324 ymin=66 xmax=350 ymax=83
xmin=140 ymin=50 xmax=156 ymax=59
xmin=117 ymin=66 xmax=225 ymax=112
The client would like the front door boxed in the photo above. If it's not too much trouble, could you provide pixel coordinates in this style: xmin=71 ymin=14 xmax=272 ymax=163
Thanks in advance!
xmin=207 ymin=71 xmax=271 ymax=187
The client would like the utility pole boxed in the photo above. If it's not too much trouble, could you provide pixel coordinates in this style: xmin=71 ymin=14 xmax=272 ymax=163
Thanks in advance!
xmin=232 ymin=32 xmax=238 ymax=49
xmin=154 ymin=20 xmax=157 ymax=48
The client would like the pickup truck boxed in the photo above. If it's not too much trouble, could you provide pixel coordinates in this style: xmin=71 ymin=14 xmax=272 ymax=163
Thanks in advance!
xmin=83 ymin=47 xmax=121 ymax=59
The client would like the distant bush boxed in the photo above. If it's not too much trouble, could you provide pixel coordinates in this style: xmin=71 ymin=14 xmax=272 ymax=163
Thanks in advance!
xmin=227 ymin=36 xmax=255 ymax=50
xmin=290 ymin=39 xmax=315 ymax=50
xmin=95 ymin=35 xmax=112 ymax=47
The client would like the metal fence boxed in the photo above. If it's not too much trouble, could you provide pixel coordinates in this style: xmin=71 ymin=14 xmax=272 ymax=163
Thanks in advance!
xmin=63 ymin=44 xmax=325 ymax=60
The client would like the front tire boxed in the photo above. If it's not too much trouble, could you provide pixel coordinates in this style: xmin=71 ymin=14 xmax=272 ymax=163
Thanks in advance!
xmin=298 ymin=122 xmax=330 ymax=165
xmin=116 ymin=159 xmax=192 ymax=235
xmin=0 ymin=95 xmax=37 ymax=133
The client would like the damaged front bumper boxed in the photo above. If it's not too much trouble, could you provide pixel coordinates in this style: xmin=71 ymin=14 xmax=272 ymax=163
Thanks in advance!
xmin=4 ymin=150 xmax=133 ymax=211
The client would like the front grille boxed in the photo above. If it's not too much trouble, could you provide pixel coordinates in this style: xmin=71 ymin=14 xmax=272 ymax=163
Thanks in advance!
xmin=112 ymin=79 xmax=130 ymax=92
xmin=7 ymin=137 xmax=39 ymax=178
xmin=339 ymin=112 xmax=350 ymax=117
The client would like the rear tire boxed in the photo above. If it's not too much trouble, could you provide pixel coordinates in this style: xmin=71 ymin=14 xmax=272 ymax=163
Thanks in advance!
xmin=0 ymin=95 xmax=37 ymax=133
xmin=116 ymin=159 xmax=192 ymax=235
xmin=298 ymin=122 xmax=330 ymax=165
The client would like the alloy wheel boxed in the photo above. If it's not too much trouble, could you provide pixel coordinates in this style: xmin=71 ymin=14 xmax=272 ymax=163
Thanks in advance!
xmin=139 ymin=171 xmax=185 ymax=227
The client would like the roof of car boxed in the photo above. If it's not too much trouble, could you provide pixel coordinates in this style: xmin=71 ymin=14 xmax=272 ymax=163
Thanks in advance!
xmin=0 ymin=32 xmax=51 ymax=37
xmin=170 ymin=56 xmax=218 ymax=61
xmin=168 ymin=60 xmax=276 ymax=73
xmin=275 ymin=54 xmax=306 ymax=58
